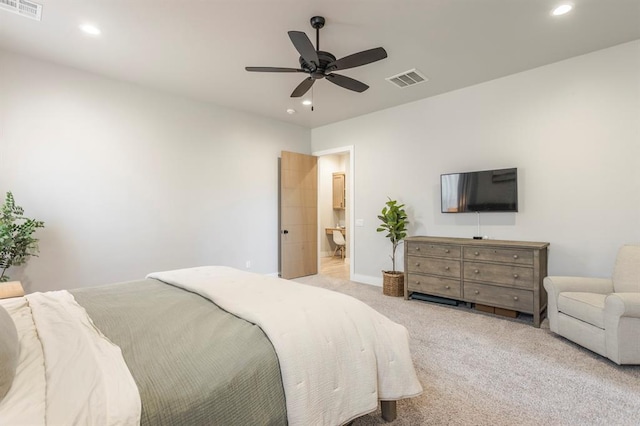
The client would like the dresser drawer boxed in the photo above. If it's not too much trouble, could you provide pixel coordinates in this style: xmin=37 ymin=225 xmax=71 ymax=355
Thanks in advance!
xmin=408 ymin=256 xmax=461 ymax=278
xmin=463 ymin=247 xmax=533 ymax=265
xmin=463 ymin=261 xmax=533 ymax=289
xmin=407 ymin=242 xmax=461 ymax=259
xmin=464 ymin=282 xmax=533 ymax=313
xmin=407 ymin=274 xmax=461 ymax=298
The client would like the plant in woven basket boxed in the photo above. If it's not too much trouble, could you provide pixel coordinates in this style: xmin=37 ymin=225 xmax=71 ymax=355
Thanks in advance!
xmin=376 ymin=197 xmax=409 ymax=274
xmin=0 ymin=192 xmax=45 ymax=282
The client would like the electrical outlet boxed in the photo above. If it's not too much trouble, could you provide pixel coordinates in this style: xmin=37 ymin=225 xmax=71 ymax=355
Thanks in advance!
xmin=355 ymin=219 xmax=364 ymax=227
xmin=245 ymin=260 xmax=251 ymax=269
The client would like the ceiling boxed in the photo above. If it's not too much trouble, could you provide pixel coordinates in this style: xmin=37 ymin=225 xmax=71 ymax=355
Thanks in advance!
xmin=1 ymin=1 xmax=639 ymax=129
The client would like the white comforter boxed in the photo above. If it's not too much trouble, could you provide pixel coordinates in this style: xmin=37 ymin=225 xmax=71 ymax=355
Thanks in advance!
xmin=0 ymin=291 xmax=141 ymax=426
xmin=148 ymin=266 xmax=423 ymax=426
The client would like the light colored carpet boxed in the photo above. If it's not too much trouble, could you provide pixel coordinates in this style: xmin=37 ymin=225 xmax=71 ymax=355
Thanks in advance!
xmin=294 ymin=274 xmax=640 ymax=425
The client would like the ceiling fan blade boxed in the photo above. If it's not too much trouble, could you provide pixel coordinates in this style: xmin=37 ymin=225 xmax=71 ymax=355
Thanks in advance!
xmin=327 ymin=47 xmax=388 ymax=71
xmin=291 ymin=77 xmax=315 ymax=98
xmin=245 ymin=67 xmax=304 ymax=72
xmin=288 ymin=31 xmax=319 ymax=68
xmin=326 ymin=74 xmax=369 ymax=93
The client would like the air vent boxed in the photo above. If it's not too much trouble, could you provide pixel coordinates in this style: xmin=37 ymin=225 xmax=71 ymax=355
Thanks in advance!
xmin=0 ymin=0 xmax=42 ymax=21
xmin=385 ymin=68 xmax=428 ymax=89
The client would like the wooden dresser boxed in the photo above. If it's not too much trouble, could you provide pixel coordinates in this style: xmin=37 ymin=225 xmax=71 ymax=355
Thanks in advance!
xmin=404 ymin=236 xmax=549 ymax=327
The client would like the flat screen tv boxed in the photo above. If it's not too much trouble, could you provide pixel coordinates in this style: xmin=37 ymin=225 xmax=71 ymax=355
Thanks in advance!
xmin=441 ymin=168 xmax=518 ymax=213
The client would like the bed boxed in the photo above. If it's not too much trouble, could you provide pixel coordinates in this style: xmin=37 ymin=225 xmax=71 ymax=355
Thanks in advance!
xmin=0 ymin=266 xmax=423 ymax=425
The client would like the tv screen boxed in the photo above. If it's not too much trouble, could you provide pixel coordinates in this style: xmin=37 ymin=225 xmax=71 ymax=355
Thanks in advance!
xmin=441 ymin=168 xmax=518 ymax=213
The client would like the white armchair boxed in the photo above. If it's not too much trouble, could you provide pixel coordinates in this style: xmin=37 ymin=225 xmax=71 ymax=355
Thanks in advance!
xmin=544 ymin=245 xmax=640 ymax=365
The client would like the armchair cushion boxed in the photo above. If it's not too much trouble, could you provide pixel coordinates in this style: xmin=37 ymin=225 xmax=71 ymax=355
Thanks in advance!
xmin=557 ymin=292 xmax=606 ymax=328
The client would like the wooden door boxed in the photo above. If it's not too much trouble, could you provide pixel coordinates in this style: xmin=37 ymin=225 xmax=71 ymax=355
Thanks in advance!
xmin=280 ymin=151 xmax=318 ymax=279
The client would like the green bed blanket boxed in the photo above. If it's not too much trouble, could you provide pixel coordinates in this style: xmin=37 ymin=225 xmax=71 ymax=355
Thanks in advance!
xmin=71 ymin=278 xmax=287 ymax=425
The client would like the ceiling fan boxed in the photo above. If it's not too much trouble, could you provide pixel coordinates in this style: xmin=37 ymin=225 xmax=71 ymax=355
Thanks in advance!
xmin=245 ymin=16 xmax=388 ymax=98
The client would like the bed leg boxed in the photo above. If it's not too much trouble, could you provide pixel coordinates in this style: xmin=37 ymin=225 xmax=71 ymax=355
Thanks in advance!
xmin=381 ymin=400 xmax=397 ymax=422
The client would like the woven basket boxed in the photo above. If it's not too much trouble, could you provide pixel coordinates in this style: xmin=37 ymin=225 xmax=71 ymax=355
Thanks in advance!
xmin=382 ymin=271 xmax=404 ymax=297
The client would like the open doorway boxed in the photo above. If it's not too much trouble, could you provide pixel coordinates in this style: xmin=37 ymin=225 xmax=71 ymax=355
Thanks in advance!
xmin=313 ymin=146 xmax=354 ymax=281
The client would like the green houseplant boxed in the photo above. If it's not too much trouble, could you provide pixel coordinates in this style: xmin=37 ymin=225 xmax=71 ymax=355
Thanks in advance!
xmin=0 ymin=192 xmax=44 ymax=282
xmin=376 ymin=198 xmax=409 ymax=296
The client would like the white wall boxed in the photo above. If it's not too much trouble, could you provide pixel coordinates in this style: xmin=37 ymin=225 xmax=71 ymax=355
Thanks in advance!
xmin=0 ymin=50 xmax=310 ymax=292
xmin=312 ymin=41 xmax=640 ymax=284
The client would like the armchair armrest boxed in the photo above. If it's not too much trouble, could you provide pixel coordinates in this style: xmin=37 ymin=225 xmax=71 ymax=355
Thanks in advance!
xmin=606 ymin=293 xmax=640 ymax=318
xmin=544 ymin=276 xmax=614 ymax=333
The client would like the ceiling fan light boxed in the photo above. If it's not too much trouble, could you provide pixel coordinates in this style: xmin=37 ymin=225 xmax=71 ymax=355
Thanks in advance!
xmin=551 ymin=4 xmax=573 ymax=16
xmin=286 ymin=108 xmax=296 ymax=114
xmin=302 ymin=100 xmax=312 ymax=106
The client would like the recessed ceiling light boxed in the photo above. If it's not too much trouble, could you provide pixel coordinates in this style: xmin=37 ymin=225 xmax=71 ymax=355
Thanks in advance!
xmin=551 ymin=4 xmax=573 ymax=16
xmin=80 ymin=24 xmax=101 ymax=36
xmin=286 ymin=108 xmax=296 ymax=114
xmin=301 ymin=100 xmax=312 ymax=106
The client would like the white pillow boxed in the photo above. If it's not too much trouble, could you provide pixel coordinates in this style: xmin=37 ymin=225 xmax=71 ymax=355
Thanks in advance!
xmin=0 ymin=305 xmax=19 ymax=401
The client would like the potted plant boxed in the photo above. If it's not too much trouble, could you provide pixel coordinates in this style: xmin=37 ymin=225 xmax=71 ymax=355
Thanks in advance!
xmin=376 ymin=198 xmax=409 ymax=296
xmin=0 ymin=192 xmax=44 ymax=283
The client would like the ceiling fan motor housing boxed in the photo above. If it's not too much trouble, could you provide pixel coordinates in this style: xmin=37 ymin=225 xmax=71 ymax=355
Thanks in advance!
xmin=299 ymin=51 xmax=336 ymax=79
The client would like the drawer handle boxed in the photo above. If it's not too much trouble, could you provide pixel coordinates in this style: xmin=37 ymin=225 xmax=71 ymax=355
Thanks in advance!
xmin=474 ymin=251 xmax=479 ymax=256
xmin=513 ymin=274 xmax=519 ymax=279
xmin=445 ymin=285 xmax=450 ymax=289
xmin=474 ymin=290 xmax=479 ymax=295
xmin=415 ymin=281 xmax=420 ymax=285
xmin=474 ymin=269 xmax=480 ymax=274
xmin=415 ymin=247 xmax=421 ymax=251
xmin=445 ymin=266 xmax=450 ymax=271
xmin=444 ymin=249 xmax=450 ymax=253
xmin=513 ymin=296 xmax=519 ymax=301
xmin=513 ymin=254 xmax=519 ymax=259
xmin=415 ymin=262 xmax=421 ymax=267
